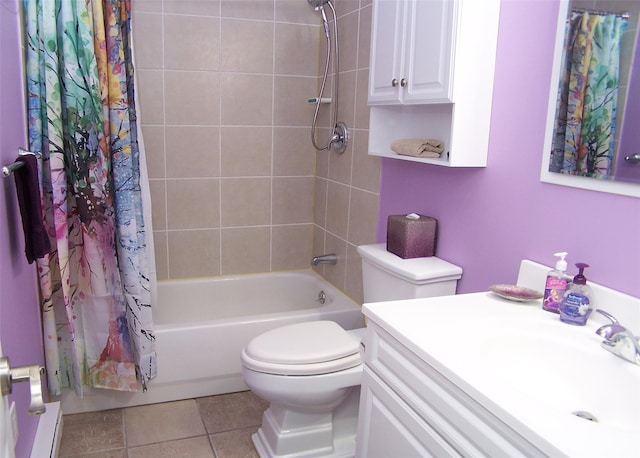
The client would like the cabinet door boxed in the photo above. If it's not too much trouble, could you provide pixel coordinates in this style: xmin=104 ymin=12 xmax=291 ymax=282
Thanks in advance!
xmin=356 ymin=369 xmax=460 ymax=458
xmin=403 ymin=0 xmax=455 ymax=103
xmin=368 ymin=0 xmax=406 ymax=104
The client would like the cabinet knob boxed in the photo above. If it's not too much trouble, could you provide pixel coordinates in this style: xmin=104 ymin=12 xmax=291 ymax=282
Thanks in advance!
xmin=391 ymin=78 xmax=398 ymax=87
xmin=400 ymin=78 xmax=407 ymax=87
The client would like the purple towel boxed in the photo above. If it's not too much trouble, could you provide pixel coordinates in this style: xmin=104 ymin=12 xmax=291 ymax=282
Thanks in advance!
xmin=13 ymin=155 xmax=51 ymax=263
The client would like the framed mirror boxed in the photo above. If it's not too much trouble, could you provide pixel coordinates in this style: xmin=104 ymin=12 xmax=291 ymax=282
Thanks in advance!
xmin=541 ymin=0 xmax=640 ymax=198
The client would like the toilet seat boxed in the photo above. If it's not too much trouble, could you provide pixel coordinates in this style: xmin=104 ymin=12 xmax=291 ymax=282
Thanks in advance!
xmin=242 ymin=321 xmax=362 ymax=376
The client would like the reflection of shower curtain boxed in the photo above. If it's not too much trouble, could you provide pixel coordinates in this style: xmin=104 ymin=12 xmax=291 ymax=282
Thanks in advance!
xmin=550 ymin=10 xmax=627 ymax=178
xmin=23 ymin=0 xmax=156 ymax=396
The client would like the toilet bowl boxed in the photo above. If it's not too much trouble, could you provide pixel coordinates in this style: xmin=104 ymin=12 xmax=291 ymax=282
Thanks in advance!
xmin=241 ymin=321 xmax=365 ymax=458
xmin=241 ymin=243 xmax=463 ymax=457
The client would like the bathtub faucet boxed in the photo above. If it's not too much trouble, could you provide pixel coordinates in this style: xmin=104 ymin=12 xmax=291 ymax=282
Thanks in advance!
xmin=311 ymin=253 xmax=337 ymax=266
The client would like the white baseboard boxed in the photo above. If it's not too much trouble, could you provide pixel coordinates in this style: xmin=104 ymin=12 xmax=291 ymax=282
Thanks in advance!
xmin=30 ymin=402 xmax=62 ymax=458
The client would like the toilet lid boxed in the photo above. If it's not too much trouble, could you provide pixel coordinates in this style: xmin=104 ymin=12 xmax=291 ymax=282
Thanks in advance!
xmin=244 ymin=321 xmax=360 ymax=365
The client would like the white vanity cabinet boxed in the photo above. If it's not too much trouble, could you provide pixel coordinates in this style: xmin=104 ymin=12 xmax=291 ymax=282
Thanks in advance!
xmin=356 ymin=319 xmax=546 ymax=457
xmin=368 ymin=0 xmax=455 ymax=104
xmin=368 ymin=0 xmax=501 ymax=167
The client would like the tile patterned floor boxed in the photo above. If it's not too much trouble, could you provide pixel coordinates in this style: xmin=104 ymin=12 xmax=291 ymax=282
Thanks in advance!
xmin=58 ymin=391 xmax=269 ymax=457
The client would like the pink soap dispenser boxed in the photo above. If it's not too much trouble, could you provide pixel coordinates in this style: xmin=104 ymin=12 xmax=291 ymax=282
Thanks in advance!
xmin=542 ymin=252 xmax=571 ymax=313
xmin=559 ymin=263 xmax=593 ymax=325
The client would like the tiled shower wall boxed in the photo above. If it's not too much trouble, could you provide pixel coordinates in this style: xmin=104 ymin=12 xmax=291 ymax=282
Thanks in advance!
xmin=132 ymin=0 xmax=378 ymax=304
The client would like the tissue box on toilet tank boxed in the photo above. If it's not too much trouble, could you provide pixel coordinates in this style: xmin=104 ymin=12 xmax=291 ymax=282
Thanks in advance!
xmin=386 ymin=214 xmax=437 ymax=259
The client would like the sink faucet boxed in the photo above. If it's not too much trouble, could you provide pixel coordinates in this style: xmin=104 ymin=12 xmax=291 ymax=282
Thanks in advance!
xmin=594 ymin=309 xmax=640 ymax=366
xmin=311 ymin=253 xmax=337 ymax=266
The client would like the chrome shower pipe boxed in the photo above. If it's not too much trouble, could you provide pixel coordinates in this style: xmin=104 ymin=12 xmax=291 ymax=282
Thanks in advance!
xmin=309 ymin=0 xmax=348 ymax=154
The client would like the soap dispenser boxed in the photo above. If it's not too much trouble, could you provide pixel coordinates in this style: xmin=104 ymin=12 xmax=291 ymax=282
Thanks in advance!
xmin=559 ymin=263 xmax=593 ymax=326
xmin=542 ymin=252 xmax=571 ymax=313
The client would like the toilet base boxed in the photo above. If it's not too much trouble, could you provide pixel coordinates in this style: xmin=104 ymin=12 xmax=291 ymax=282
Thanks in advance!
xmin=251 ymin=386 xmax=360 ymax=457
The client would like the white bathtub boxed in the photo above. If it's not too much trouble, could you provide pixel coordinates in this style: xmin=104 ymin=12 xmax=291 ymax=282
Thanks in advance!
xmin=60 ymin=270 xmax=363 ymax=414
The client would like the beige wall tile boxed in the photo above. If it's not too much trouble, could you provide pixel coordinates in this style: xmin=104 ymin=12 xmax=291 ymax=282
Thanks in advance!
xmin=137 ymin=70 xmax=164 ymax=125
xmin=336 ymin=12 xmax=359 ymax=73
xmin=220 ymin=74 xmax=273 ymax=126
xmin=149 ymin=180 xmax=167 ymax=230
xmin=272 ymin=177 xmax=314 ymax=224
xmin=165 ymin=15 xmax=220 ymax=71
xmin=347 ymin=188 xmax=378 ymax=246
xmin=221 ymin=0 xmax=274 ymax=20
xmin=345 ymin=242 xmax=364 ymax=305
xmin=327 ymin=135 xmax=353 ymax=185
xmin=315 ymin=147 xmax=329 ymax=178
xmin=335 ymin=0 xmax=360 ymax=17
xmin=220 ymin=127 xmax=272 ymax=177
xmin=132 ymin=0 xmax=162 ymax=13
xmin=336 ymin=70 xmax=356 ymax=128
xmin=165 ymin=71 xmax=220 ymax=125
xmin=272 ymin=224 xmax=313 ymax=270
xmin=323 ymin=232 xmax=347 ymax=291
xmin=168 ymin=229 xmax=221 ymax=278
xmin=221 ymin=227 xmax=271 ymax=275
xmin=351 ymin=129 xmax=379 ymax=192
xmin=354 ymin=69 xmax=370 ymax=129
xmin=325 ymin=181 xmax=349 ymax=239
xmin=273 ymin=127 xmax=316 ymax=176
xmin=313 ymin=177 xmax=327 ymax=227
xmin=167 ymin=179 xmax=220 ymax=229
xmin=276 ymin=0 xmax=320 ymax=25
xmin=142 ymin=125 xmax=165 ymax=179
xmin=132 ymin=12 xmax=163 ymax=70
xmin=164 ymin=0 xmax=220 ymax=16
xmin=357 ymin=4 xmax=372 ymax=70
xmin=166 ymin=126 xmax=220 ymax=178
xmin=274 ymin=23 xmax=321 ymax=77
xmin=220 ymin=178 xmax=271 ymax=227
xmin=273 ymin=76 xmax=318 ymax=127
xmin=221 ymin=19 xmax=273 ymax=73
xmin=153 ymin=230 xmax=169 ymax=280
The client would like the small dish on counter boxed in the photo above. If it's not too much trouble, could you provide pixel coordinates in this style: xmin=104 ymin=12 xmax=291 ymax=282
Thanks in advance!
xmin=489 ymin=284 xmax=543 ymax=302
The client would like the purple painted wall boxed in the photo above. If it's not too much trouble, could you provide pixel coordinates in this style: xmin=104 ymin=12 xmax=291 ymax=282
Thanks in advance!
xmin=378 ymin=0 xmax=640 ymax=298
xmin=0 ymin=1 xmax=45 ymax=457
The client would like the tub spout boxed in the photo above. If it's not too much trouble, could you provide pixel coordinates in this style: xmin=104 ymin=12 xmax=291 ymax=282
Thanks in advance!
xmin=311 ymin=254 xmax=337 ymax=266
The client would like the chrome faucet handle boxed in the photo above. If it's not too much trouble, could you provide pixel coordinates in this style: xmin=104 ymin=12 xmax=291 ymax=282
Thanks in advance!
xmin=594 ymin=309 xmax=627 ymax=340
xmin=600 ymin=331 xmax=640 ymax=366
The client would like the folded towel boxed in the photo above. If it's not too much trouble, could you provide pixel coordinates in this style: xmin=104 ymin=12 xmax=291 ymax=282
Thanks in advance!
xmin=13 ymin=154 xmax=51 ymax=263
xmin=391 ymin=138 xmax=444 ymax=158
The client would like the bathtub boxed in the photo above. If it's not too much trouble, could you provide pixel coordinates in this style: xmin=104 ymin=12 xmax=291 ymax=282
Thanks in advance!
xmin=59 ymin=270 xmax=363 ymax=414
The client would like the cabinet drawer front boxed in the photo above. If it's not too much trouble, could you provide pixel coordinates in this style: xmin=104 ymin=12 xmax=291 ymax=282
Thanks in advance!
xmin=357 ymin=368 xmax=461 ymax=458
xmin=364 ymin=323 xmax=545 ymax=457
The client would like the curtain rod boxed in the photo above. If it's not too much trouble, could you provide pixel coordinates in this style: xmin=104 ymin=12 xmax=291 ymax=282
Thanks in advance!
xmin=572 ymin=7 xmax=630 ymax=19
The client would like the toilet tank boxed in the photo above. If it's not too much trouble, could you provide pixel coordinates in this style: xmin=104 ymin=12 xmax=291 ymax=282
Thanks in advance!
xmin=357 ymin=243 xmax=463 ymax=303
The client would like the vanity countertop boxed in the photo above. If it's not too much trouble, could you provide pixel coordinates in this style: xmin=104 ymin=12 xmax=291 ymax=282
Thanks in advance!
xmin=363 ymin=292 xmax=640 ymax=457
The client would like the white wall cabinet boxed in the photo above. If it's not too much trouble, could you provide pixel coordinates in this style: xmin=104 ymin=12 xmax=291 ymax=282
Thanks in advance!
xmin=369 ymin=0 xmax=455 ymax=104
xmin=368 ymin=0 xmax=501 ymax=167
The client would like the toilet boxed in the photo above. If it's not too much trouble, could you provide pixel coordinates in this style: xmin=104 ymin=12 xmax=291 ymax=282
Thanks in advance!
xmin=240 ymin=243 xmax=463 ymax=457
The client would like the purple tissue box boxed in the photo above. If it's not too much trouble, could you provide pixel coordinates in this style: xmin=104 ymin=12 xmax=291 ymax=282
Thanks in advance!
xmin=386 ymin=214 xmax=437 ymax=259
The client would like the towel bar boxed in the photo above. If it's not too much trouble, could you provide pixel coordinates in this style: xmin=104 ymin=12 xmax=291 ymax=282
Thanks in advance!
xmin=2 ymin=148 xmax=40 ymax=177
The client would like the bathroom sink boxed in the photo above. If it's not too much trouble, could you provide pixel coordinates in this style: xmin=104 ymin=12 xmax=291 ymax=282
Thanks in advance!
xmin=466 ymin=326 xmax=640 ymax=432
xmin=364 ymin=292 xmax=640 ymax=456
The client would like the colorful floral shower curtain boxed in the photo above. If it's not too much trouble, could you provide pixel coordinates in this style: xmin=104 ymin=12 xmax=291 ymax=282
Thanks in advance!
xmin=550 ymin=10 xmax=627 ymax=178
xmin=23 ymin=0 xmax=156 ymax=395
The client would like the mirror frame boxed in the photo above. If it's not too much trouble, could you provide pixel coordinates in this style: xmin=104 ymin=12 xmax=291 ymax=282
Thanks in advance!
xmin=540 ymin=0 xmax=640 ymax=198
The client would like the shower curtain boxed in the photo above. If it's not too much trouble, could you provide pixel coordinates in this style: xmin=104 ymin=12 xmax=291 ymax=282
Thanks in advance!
xmin=550 ymin=10 xmax=627 ymax=178
xmin=23 ymin=0 xmax=156 ymax=395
